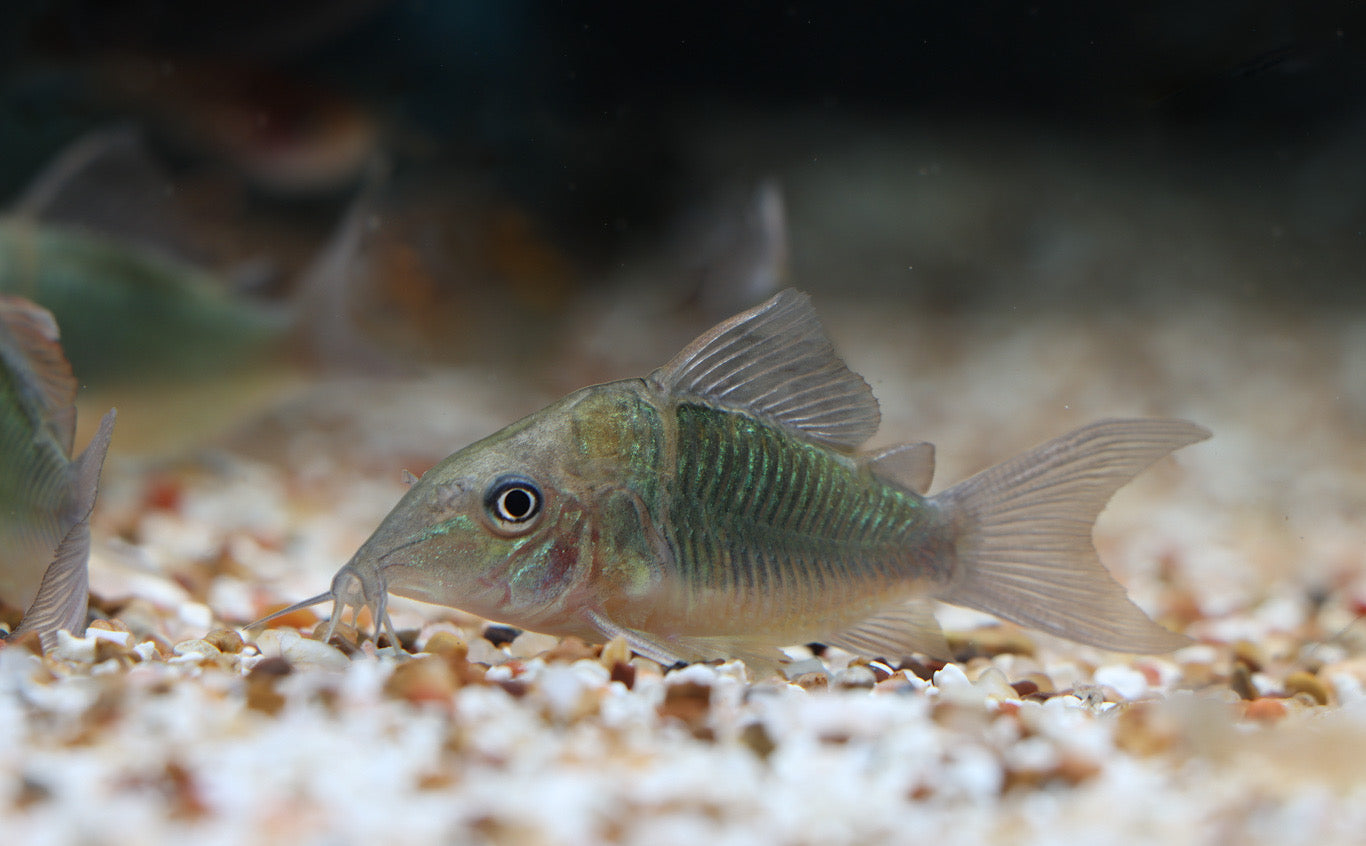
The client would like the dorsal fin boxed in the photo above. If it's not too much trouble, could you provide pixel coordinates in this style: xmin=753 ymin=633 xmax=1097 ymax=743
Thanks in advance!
xmin=868 ymin=442 xmax=935 ymax=495
xmin=648 ymin=289 xmax=879 ymax=451
xmin=0 ymin=297 xmax=77 ymax=454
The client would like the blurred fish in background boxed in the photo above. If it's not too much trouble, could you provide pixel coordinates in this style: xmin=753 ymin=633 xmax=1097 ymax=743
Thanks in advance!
xmin=0 ymin=297 xmax=114 ymax=650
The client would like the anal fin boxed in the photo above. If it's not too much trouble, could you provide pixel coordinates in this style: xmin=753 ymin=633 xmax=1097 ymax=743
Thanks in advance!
xmin=825 ymin=599 xmax=949 ymax=661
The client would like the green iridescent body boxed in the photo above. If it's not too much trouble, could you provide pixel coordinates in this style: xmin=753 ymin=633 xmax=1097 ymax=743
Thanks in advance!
xmin=263 ymin=290 xmax=1209 ymax=672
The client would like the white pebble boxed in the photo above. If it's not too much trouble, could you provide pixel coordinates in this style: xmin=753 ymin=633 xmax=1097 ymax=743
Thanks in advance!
xmin=177 ymin=601 xmax=214 ymax=629
xmin=50 ymin=630 xmax=97 ymax=663
xmin=87 ymin=628 xmax=131 ymax=647
xmin=1093 ymin=665 xmax=1149 ymax=700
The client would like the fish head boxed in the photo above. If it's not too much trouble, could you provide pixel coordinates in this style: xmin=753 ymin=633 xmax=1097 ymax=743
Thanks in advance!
xmin=330 ymin=381 xmax=660 ymax=637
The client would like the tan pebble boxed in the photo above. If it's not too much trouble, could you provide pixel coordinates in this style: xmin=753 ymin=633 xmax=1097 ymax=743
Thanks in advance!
xmin=507 ymin=631 xmax=560 ymax=659
xmin=204 ymin=629 xmax=244 ymax=654
xmin=423 ymin=631 xmax=469 ymax=659
xmin=599 ymin=636 xmax=631 ymax=669
xmin=1232 ymin=640 xmax=1265 ymax=673
xmin=94 ymin=639 xmax=133 ymax=666
xmin=1180 ymin=661 xmax=1216 ymax=688
xmin=1283 ymin=670 xmax=1329 ymax=705
xmin=385 ymin=657 xmax=459 ymax=704
xmin=113 ymin=599 xmax=166 ymax=641
xmin=88 ymin=618 xmax=131 ymax=634
xmin=835 ymin=665 xmax=877 ymax=690
xmin=790 ymin=672 xmax=829 ymax=690
xmin=542 ymin=636 xmax=598 ymax=664
xmin=1114 ymin=703 xmax=1178 ymax=757
xmin=1242 ymin=697 xmax=1287 ymax=722
xmin=1023 ymin=672 xmax=1056 ymax=695
xmin=1053 ymin=754 xmax=1101 ymax=785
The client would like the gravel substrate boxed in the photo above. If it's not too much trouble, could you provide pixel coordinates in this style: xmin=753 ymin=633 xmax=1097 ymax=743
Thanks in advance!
xmin=5 ymin=283 xmax=1365 ymax=846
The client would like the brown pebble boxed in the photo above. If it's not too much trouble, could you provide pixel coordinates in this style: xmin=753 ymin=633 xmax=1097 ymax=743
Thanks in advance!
xmin=901 ymin=658 xmax=944 ymax=682
xmin=203 ymin=629 xmax=244 ymax=654
xmin=609 ymin=660 xmax=637 ymax=690
xmin=1283 ymin=670 xmax=1329 ymax=706
xmin=865 ymin=661 xmax=894 ymax=683
xmin=386 ymin=656 xmax=459 ymax=704
xmin=482 ymin=625 xmax=521 ymax=647
xmin=1010 ymin=679 xmax=1040 ymax=699
xmin=739 ymin=722 xmax=777 ymax=760
xmin=245 ymin=657 xmax=293 ymax=715
xmin=658 ymin=682 xmax=712 ymax=730
xmin=497 ymin=679 xmax=529 ymax=699
xmin=1229 ymin=662 xmax=1258 ymax=701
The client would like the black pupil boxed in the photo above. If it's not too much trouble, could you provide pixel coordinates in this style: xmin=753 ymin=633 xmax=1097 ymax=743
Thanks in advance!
xmin=499 ymin=487 xmax=536 ymax=521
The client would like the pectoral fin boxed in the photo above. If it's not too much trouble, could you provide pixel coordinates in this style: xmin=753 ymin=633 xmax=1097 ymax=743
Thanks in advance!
xmin=586 ymin=610 xmax=785 ymax=676
xmin=10 ymin=408 xmax=115 ymax=650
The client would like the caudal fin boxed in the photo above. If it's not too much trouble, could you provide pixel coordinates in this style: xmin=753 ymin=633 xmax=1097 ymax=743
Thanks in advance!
xmin=933 ymin=418 xmax=1209 ymax=653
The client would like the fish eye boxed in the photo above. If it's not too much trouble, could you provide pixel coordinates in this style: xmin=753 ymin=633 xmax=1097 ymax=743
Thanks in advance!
xmin=484 ymin=476 xmax=543 ymax=528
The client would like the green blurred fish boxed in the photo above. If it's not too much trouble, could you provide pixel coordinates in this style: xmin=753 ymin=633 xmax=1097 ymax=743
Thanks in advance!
xmin=0 ymin=296 xmax=115 ymax=649
xmin=0 ymin=128 xmax=386 ymax=383
xmin=261 ymin=290 xmax=1208 ymax=672
xmin=0 ymin=221 xmax=288 ymax=381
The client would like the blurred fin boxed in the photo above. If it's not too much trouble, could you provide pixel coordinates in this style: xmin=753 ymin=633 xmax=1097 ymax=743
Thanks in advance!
xmin=10 ymin=125 xmax=144 ymax=220
xmin=0 ymin=296 xmax=77 ymax=453
xmin=291 ymin=157 xmax=400 ymax=372
xmin=688 ymin=179 xmax=789 ymax=315
xmin=10 ymin=408 xmax=115 ymax=650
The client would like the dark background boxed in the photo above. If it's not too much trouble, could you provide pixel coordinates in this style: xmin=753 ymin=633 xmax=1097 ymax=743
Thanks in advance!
xmin=3 ymin=1 xmax=1364 ymax=314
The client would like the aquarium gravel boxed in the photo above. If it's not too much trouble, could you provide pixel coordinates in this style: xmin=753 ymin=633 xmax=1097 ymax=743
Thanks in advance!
xmin=5 ymin=292 xmax=1365 ymax=846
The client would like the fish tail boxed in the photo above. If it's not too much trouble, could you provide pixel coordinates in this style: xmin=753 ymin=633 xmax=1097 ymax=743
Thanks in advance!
xmin=931 ymin=418 xmax=1209 ymax=653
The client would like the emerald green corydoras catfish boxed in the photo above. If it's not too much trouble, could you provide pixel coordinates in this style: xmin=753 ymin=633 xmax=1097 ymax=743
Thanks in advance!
xmin=260 ymin=290 xmax=1208 ymax=670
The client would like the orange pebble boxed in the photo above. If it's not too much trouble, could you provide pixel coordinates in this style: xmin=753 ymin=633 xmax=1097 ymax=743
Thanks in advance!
xmin=1242 ymin=698 xmax=1287 ymax=722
